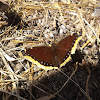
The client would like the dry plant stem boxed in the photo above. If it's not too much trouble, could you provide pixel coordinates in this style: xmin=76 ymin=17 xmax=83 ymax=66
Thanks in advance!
xmin=33 ymin=68 xmax=42 ymax=73
xmin=69 ymin=10 xmax=99 ymax=42
xmin=54 ymin=62 xmax=78 ymax=96
xmin=32 ymin=82 xmax=66 ymax=100
xmin=36 ymin=95 xmax=55 ymax=100
xmin=6 ymin=43 xmax=37 ymax=53
xmin=21 ymin=65 xmax=42 ymax=78
xmin=27 ymin=61 xmax=33 ymax=100
xmin=38 ymin=82 xmax=66 ymax=100
xmin=30 ymin=63 xmax=35 ymax=100
xmin=83 ymin=19 xmax=100 ymax=42
xmin=81 ymin=41 xmax=90 ymax=50
xmin=0 ymin=26 xmax=14 ymax=37
xmin=86 ymin=74 xmax=91 ymax=100
xmin=26 ymin=62 xmax=38 ymax=100
xmin=81 ymin=34 xmax=99 ymax=50
xmin=77 ymin=10 xmax=93 ymax=42
xmin=76 ymin=92 xmax=80 ymax=100
xmin=0 ymin=89 xmax=27 ymax=100
xmin=52 ymin=2 xmax=64 ymax=20
xmin=0 ymin=21 xmax=8 ymax=25
xmin=53 ymin=17 xmax=69 ymax=29
xmin=0 ymin=49 xmax=17 ymax=90
xmin=0 ymin=69 xmax=27 ymax=81
xmin=34 ymin=70 xmax=45 ymax=80
xmin=0 ymin=49 xmax=15 ymax=61
xmin=31 ymin=83 xmax=52 ymax=96
xmin=0 ymin=79 xmax=27 ymax=83
xmin=13 ymin=40 xmax=45 ymax=44
xmin=26 ymin=88 xmax=36 ymax=100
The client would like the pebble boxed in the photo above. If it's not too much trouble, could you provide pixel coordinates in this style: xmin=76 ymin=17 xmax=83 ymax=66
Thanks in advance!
xmin=92 ymin=7 xmax=100 ymax=17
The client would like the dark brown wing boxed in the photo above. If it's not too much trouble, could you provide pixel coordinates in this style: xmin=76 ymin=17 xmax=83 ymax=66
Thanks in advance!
xmin=56 ymin=35 xmax=77 ymax=64
xmin=26 ymin=46 xmax=56 ymax=66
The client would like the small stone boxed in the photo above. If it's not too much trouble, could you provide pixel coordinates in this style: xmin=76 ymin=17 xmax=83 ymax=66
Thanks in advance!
xmin=92 ymin=7 xmax=100 ymax=17
xmin=15 ymin=63 xmax=23 ymax=72
xmin=59 ymin=28 xmax=64 ymax=35
xmin=49 ymin=26 xmax=55 ymax=31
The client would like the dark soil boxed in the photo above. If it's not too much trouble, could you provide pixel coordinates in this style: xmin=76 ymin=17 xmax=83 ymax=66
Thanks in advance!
xmin=2 ymin=62 xmax=100 ymax=100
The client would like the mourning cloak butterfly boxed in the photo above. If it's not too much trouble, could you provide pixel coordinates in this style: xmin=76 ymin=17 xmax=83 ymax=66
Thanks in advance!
xmin=24 ymin=34 xmax=82 ymax=70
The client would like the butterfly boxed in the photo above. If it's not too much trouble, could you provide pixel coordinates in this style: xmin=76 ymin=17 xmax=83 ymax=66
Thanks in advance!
xmin=23 ymin=34 xmax=82 ymax=70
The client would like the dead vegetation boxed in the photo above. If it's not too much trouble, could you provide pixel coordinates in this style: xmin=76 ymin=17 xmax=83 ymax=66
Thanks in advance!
xmin=0 ymin=0 xmax=100 ymax=100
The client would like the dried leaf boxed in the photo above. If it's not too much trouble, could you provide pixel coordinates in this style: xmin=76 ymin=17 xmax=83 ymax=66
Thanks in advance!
xmin=0 ymin=0 xmax=9 ymax=12
xmin=37 ymin=95 xmax=55 ymax=100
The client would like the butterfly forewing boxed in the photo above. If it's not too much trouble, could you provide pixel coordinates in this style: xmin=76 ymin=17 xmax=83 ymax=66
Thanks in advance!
xmin=56 ymin=35 xmax=77 ymax=64
xmin=26 ymin=46 xmax=56 ymax=66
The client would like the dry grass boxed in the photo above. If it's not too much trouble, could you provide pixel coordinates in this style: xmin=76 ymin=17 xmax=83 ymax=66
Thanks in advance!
xmin=0 ymin=0 xmax=100 ymax=100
